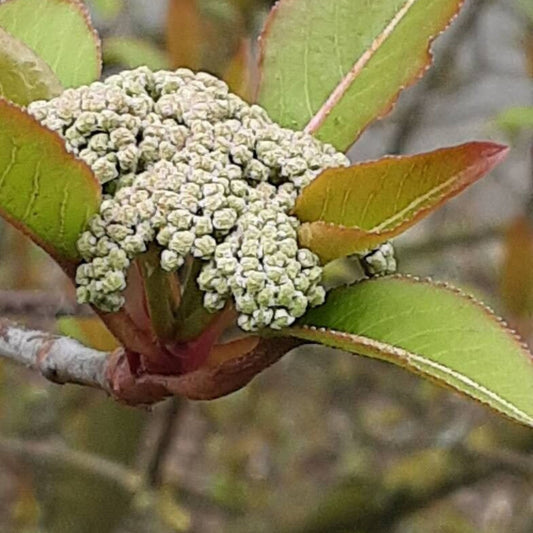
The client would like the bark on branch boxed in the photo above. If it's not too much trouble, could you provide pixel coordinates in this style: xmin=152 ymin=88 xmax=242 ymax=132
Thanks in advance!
xmin=0 ymin=317 xmax=111 ymax=391
xmin=0 ymin=316 xmax=303 ymax=404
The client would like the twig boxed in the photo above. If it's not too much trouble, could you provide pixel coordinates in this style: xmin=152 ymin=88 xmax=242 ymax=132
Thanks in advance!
xmin=0 ymin=436 xmax=141 ymax=493
xmin=0 ymin=290 xmax=94 ymax=318
xmin=0 ymin=315 xmax=300 ymax=405
xmin=473 ymin=446 xmax=533 ymax=477
xmin=0 ymin=317 xmax=111 ymax=391
xmin=144 ymin=397 xmax=182 ymax=487
xmin=0 ymin=434 xmax=215 ymax=508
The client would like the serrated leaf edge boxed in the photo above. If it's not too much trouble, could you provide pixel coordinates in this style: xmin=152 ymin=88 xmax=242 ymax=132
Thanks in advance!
xmin=0 ymin=0 xmax=102 ymax=82
xmin=257 ymin=0 xmax=465 ymax=149
xmin=287 ymin=274 xmax=533 ymax=427
xmin=295 ymin=142 xmax=509 ymax=261
xmin=0 ymin=97 xmax=101 ymax=274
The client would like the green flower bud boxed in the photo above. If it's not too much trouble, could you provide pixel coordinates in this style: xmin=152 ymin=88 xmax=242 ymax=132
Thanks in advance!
xmin=160 ymin=250 xmax=184 ymax=272
xmin=168 ymin=230 xmax=195 ymax=255
xmin=192 ymin=235 xmax=217 ymax=259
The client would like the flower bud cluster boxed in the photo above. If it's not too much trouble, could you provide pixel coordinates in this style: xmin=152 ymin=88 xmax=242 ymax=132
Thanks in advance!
xmin=360 ymin=242 xmax=397 ymax=276
xmin=28 ymin=67 xmax=395 ymax=329
xmin=28 ymin=68 xmax=347 ymax=188
xmin=198 ymin=188 xmax=326 ymax=330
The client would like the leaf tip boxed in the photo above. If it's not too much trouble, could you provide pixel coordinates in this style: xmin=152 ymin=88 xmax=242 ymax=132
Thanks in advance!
xmin=480 ymin=141 xmax=510 ymax=162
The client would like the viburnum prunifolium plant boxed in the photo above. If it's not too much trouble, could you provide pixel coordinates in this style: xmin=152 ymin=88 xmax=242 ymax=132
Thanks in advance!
xmin=1 ymin=0 xmax=533 ymax=427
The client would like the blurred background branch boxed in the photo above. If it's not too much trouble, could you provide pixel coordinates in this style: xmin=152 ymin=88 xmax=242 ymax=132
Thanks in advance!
xmin=1 ymin=0 xmax=533 ymax=531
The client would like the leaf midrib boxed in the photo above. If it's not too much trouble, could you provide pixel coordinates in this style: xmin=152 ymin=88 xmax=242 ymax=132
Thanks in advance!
xmin=304 ymin=0 xmax=418 ymax=135
xmin=292 ymin=326 xmax=533 ymax=427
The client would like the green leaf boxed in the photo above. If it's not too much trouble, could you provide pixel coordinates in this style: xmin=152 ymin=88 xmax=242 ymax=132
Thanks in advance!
xmin=173 ymin=260 xmax=220 ymax=342
xmin=103 ymin=37 xmax=169 ymax=71
xmin=288 ymin=276 xmax=533 ymax=427
xmin=0 ymin=28 xmax=62 ymax=105
xmin=0 ymin=0 xmax=102 ymax=88
xmin=494 ymin=106 xmax=533 ymax=135
xmin=295 ymin=142 xmax=508 ymax=263
xmin=137 ymin=245 xmax=181 ymax=342
xmin=0 ymin=99 xmax=101 ymax=265
xmin=258 ymin=0 xmax=464 ymax=151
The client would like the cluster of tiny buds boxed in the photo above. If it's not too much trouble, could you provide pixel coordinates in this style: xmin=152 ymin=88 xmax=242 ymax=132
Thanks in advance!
xmin=28 ymin=67 xmax=396 ymax=330
xmin=361 ymin=242 xmax=397 ymax=276
xmin=198 ymin=193 xmax=326 ymax=330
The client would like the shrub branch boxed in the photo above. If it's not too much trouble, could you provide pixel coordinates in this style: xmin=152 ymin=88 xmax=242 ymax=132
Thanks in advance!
xmin=0 ymin=317 xmax=111 ymax=390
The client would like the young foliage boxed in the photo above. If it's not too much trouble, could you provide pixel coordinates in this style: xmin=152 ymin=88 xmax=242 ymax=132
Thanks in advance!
xmin=0 ymin=100 xmax=101 ymax=263
xmin=258 ymin=0 xmax=464 ymax=151
xmin=288 ymin=276 xmax=533 ymax=428
xmin=295 ymin=142 xmax=508 ymax=262
xmin=166 ymin=0 xmax=204 ymax=70
xmin=0 ymin=0 xmax=102 ymax=88
xmin=0 ymin=28 xmax=62 ymax=105
xmin=0 ymin=0 xmax=530 ymax=423
xmin=223 ymin=38 xmax=256 ymax=101
xmin=166 ymin=0 xmax=244 ymax=76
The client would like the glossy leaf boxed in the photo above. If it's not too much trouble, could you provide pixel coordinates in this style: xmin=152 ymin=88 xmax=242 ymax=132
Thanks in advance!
xmin=288 ymin=276 xmax=533 ymax=427
xmin=0 ymin=28 xmax=62 ymax=105
xmin=258 ymin=0 xmax=464 ymax=151
xmin=0 ymin=0 xmax=101 ymax=88
xmin=296 ymin=142 xmax=508 ymax=263
xmin=0 ymin=99 xmax=101 ymax=263
xmin=103 ymin=37 xmax=169 ymax=70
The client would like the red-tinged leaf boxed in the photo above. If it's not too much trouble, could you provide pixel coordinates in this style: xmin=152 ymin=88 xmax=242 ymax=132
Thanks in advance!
xmin=106 ymin=337 xmax=302 ymax=404
xmin=206 ymin=336 xmax=260 ymax=368
xmin=295 ymin=142 xmax=508 ymax=263
xmin=0 ymin=0 xmax=102 ymax=88
xmin=258 ymin=0 xmax=465 ymax=151
xmin=166 ymin=0 xmax=245 ymax=76
xmin=166 ymin=0 xmax=204 ymax=70
xmin=0 ymin=99 xmax=101 ymax=271
xmin=287 ymin=276 xmax=533 ymax=428
xmin=500 ymin=216 xmax=533 ymax=336
xmin=223 ymin=38 xmax=256 ymax=102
